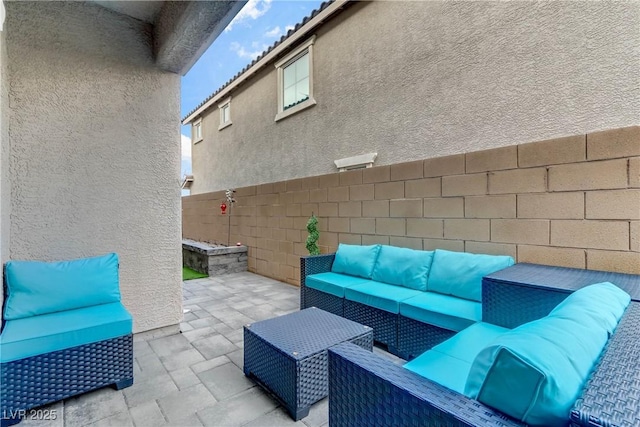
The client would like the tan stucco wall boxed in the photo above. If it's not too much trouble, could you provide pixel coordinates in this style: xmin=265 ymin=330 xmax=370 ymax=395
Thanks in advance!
xmin=183 ymin=126 xmax=640 ymax=283
xmin=190 ymin=1 xmax=640 ymax=194
xmin=6 ymin=2 xmax=183 ymax=333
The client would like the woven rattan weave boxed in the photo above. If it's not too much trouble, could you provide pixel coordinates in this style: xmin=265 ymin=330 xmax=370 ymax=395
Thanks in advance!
xmin=328 ymin=262 xmax=640 ymax=426
xmin=397 ymin=316 xmax=456 ymax=360
xmin=0 ymin=334 xmax=133 ymax=426
xmin=483 ymin=263 xmax=640 ymax=328
xmin=243 ymin=307 xmax=373 ymax=420
xmin=300 ymin=254 xmax=336 ymax=311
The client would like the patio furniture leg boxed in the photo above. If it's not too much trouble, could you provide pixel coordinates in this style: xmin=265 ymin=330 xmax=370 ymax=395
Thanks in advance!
xmin=113 ymin=377 xmax=134 ymax=390
xmin=0 ymin=414 xmax=22 ymax=427
xmin=295 ymin=407 xmax=310 ymax=421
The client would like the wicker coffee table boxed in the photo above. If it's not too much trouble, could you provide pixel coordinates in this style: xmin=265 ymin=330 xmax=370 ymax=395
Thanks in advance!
xmin=243 ymin=307 xmax=373 ymax=420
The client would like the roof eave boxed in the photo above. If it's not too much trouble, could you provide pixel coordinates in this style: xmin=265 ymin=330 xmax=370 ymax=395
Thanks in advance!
xmin=182 ymin=0 xmax=350 ymax=125
xmin=181 ymin=175 xmax=194 ymax=189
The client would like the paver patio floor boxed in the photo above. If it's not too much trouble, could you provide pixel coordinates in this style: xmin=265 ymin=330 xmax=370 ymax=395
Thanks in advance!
xmin=22 ymin=272 xmax=400 ymax=427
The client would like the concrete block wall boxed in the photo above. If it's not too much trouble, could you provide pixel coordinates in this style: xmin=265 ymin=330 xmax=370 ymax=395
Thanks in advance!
xmin=182 ymin=126 xmax=640 ymax=285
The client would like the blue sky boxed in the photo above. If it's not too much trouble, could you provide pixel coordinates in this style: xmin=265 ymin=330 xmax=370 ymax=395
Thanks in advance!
xmin=181 ymin=0 xmax=323 ymax=180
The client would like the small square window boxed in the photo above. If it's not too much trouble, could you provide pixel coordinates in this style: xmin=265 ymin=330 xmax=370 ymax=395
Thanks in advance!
xmin=218 ymin=97 xmax=232 ymax=131
xmin=275 ymin=36 xmax=316 ymax=122
xmin=193 ymin=119 xmax=203 ymax=143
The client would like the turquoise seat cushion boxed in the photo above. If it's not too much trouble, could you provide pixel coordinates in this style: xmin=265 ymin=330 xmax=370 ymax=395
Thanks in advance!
xmin=404 ymin=322 xmax=508 ymax=394
xmin=426 ymin=249 xmax=514 ymax=302
xmin=0 ymin=302 xmax=132 ymax=362
xmin=399 ymin=292 xmax=481 ymax=332
xmin=345 ymin=281 xmax=422 ymax=314
xmin=4 ymin=253 xmax=121 ymax=320
xmin=404 ymin=350 xmax=470 ymax=395
xmin=305 ymin=272 xmax=370 ymax=298
xmin=331 ymin=244 xmax=381 ymax=279
xmin=372 ymin=246 xmax=434 ymax=291
xmin=465 ymin=283 xmax=630 ymax=427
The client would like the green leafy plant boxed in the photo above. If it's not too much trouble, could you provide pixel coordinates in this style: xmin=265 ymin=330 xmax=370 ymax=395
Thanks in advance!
xmin=306 ymin=214 xmax=320 ymax=255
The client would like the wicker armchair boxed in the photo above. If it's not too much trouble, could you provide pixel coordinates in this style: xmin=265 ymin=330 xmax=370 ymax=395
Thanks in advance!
xmin=0 ymin=254 xmax=133 ymax=427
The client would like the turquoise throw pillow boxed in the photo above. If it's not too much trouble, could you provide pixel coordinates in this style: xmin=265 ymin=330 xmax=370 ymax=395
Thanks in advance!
xmin=372 ymin=246 xmax=434 ymax=291
xmin=4 ymin=253 xmax=121 ymax=320
xmin=465 ymin=282 xmax=630 ymax=426
xmin=427 ymin=249 xmax=514 ymax=302
xmin=331 ymin=244 xmax=381 ymax=279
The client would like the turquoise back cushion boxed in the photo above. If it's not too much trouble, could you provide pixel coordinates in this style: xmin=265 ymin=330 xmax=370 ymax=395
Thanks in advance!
xmin=331 ymin=244 xmax=381 ymax=279
xmin=465 ymin=282 xmax=630 ymax=426
xmin=372 ymin=246 xmax=434 ymax=291
xmin=427 ymin=249 xmax=514 ymax=302
xmin=549 ymin=281 xmax=630 ymax=335
xmin=4 ymin=253 xmax=121 ymax=320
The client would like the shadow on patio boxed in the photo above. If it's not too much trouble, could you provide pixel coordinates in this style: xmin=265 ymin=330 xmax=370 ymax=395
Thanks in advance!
xmin=21 ymin=272 xmax=399 ymax=427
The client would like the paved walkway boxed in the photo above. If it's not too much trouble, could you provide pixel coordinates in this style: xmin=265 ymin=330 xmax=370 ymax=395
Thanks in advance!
xmin=22 ymin=272 xmax=401 ymax=427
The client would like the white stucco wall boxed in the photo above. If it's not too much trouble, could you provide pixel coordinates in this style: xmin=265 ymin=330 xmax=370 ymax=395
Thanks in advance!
xmin=6 ymin=2 xmax=182 ymax=333
xmin=191 ymin=1 xmax=640 ymax=193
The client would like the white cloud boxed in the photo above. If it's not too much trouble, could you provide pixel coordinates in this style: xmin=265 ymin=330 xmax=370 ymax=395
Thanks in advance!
xmin=230 ymin=41 xmax=268 ymax=60
xmin=264 ymin=26 xmax=282 ymax=38
xmin=225 ymin=0 xmax=273 ymax=32
xmin=264 ymin=23 xmax=294 ymax=39
xmin=181 ymin=134 xmax=191 ymax=161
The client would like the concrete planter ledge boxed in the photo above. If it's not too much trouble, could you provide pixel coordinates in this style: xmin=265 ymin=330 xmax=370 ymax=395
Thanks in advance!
xmin=183 ymin=239 xmax=248 ymax=276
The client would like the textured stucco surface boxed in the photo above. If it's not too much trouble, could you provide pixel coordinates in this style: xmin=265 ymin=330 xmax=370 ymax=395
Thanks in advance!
xmin=6 ymin=2 xmax=182 ymax=333
xmin=154 ymin=0 xmax=246 ymax=75
xmin=191 ymin=1 xmax=640 ymax=194
xmin=0 ymin=27 xmax=9 ymax=311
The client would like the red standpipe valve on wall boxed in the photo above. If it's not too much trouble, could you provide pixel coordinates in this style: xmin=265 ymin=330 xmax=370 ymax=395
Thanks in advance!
xmin=220 ymin=203 xmax=227 ymax=215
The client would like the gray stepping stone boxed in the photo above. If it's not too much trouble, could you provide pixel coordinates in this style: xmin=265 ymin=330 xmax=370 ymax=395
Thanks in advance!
xmin=301 ymin=398 xmax=328 ymax=427
xmin=192 ymin=335 xmax=238 ymax=360
xmin=129 ymin=401 xmax=167 ymax=427
xmin=169 ymin=366 xmax=203 ymax=390
xmin=64 ymin=388 xmax=128 ymax=427
xmin=197 ymin=388 xmax=277 ymax=427
xmin=149 ymin=334 xmax=192 ymax=358
xmin=244 ymin=408 xmax=307 ymax=427
xmin=157 ymin=384 xmax=217 ymax=424
xmin=197 ymin=362 xmax=254 ymax=400
xmin=160 ymin=348 xmax=206 ymax=372
xmin=226 ymin=348 xmax=244 ymax=369
xmin=85 ymin=411 xmax=134 ymax=427
xmin=190 ymin=355 xmax=232 ymax=374
xmin=123 ymin=373 xmax=178 ymax=408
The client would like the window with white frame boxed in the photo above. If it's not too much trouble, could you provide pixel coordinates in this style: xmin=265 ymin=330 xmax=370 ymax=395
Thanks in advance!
xmin=193 ymin=118 xmax=203 ymax=143
xmin=275 ymin=36 xmax=316 ymax=122
xmin=218 ymin=97 xmax=232 ymax=131
xmin=283 ymin=53 xmax=309 ymax=109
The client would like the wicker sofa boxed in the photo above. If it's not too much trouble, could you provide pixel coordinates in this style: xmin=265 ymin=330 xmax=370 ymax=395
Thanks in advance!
xmin=300 ymin=245 xmax=514 ymax=358
xmin=327 ymin=263 xmax=640 ymax=427
xmin=0 ymin=253 xmax=134 ymax=426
